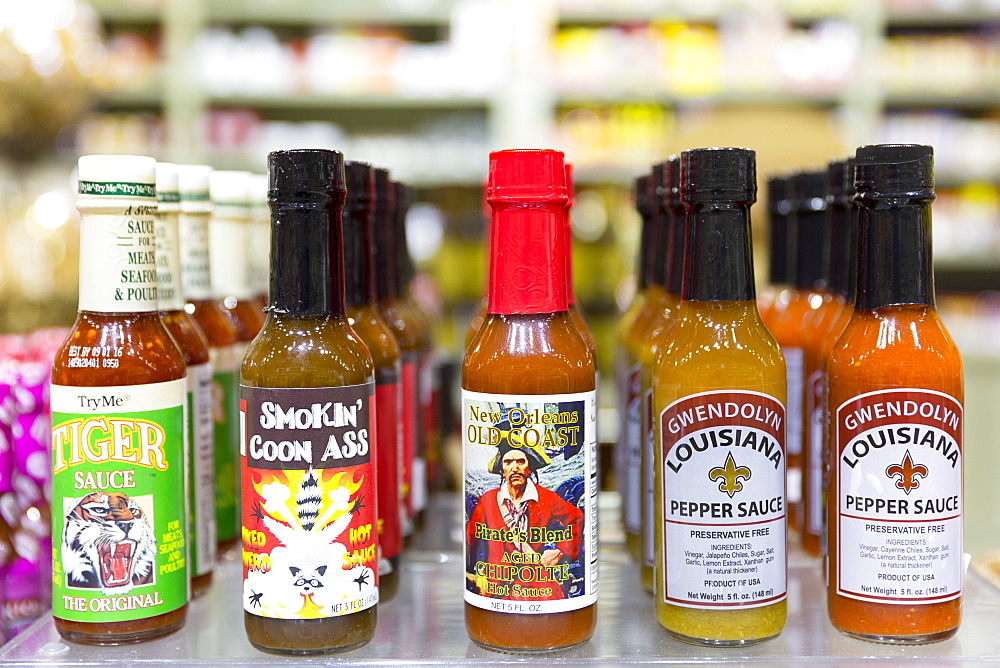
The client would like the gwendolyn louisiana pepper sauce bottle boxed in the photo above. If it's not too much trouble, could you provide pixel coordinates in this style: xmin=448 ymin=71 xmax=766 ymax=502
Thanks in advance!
xmin=827 ymin=144 xmax=963 ymax=644
xmin=51 ymin=155 xmax=188 ymax=644
xmin=653 ymin=147 xmax=787 ymax=645
xmin=241 ymin=149 xmax=378 ymax=654
xmin=463 ymin=149 xmax=597 ymax=653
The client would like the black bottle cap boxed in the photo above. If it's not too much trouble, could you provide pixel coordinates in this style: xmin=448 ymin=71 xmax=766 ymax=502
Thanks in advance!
xmin=662 ymin=155 xmax=681 ymax=208
xmin=793 ymin=170 xmax=828 ymax=212
xmin=855 ymin=144 xmax=934 ymax=197
xmin=268 ymin=149 xmax=345 ymax=203
xmin=767 ymin=175 xmax=791 ymax=215
xmin=681 ymin=147 xmax=756 ymax=204
xmin=827 ymin=159 xmax=850 ymax=207
xmin=635 ymin=175 xmax=652 ymax=215
xmin=651 ymin=162 xmax=666 ymax=211
xmin=345 ymin=161 xmax=374 ymax=213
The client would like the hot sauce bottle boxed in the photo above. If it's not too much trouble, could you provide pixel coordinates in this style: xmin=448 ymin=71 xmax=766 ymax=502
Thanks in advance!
xmin=241 ymin=149 xmax=378 ymax=655
xmin=50 ymin=155 xmax=188 ymax=644
xmin=652 ymin=148 xmax=787 ymax=645
xmin=208 ymin=170 xmax=265 ymax=342
xmin=758 ymin=176 xmax=792 ymax=329
xmin=827 ymin=144 xmax=963 ymax=644
xmin=801 ymin=159 xmax=856 ymax=557
xmin=766 ymin=170 xmax=827 ymax=536
xmin=155 ymin=162 xmax=216 ymax=597
xmin=463 ymin=149 xmax=598 ymax=653
xmin=344 ymin=161 xmax=403 ymax=600
xmin=374 ymin=170 xmax=425 ymax=542
xmin=638 ymin=157 xmax=684 ymax=592
xmin=563 ymin=164 xmax=598 ymax=363
xmin=615 ymin=174 xmax=656 ymax=562
xmin=176 ymin=165 xmax=242 ymax=555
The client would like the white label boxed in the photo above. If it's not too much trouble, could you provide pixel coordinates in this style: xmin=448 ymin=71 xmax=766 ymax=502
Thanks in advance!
xmin=835 ymin=389 xmax=962 ymax=604
xmin=179 ymin=211 xmax=212 ymax=301
xmin=805 ymin=369 xmax=824 ymax=536
xmin=660 ymin=390 xmax=787 ymax=609
xmin=782 ymin=347 xmax=804 ymax=509
xmin=79 ymin=209 xmax=159 ymax=313
xmin=622 ymin=364 xmax=642 ymax=534
xmin=462 ymin=389 xmax=598 ymax=614
xmin=155 ymin=211 xmax=185 ymax=312
xmin=642 ymin=386 xmax=656 ymax=567
xmin=52 ymin=380 xmax=186 ymax=414
xmin=209 ymin=216 xmax=253 ymax=299
xmin=188 ymin=362 xmax=216 ymax=574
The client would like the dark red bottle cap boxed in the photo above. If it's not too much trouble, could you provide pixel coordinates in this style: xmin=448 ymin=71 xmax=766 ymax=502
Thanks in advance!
xmin=486 ymin=149 xmax=568 ymax=315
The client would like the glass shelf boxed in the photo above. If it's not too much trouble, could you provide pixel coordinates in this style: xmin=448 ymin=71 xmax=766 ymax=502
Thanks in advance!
xmin=3 ymin=495 xmax=999 ymax=665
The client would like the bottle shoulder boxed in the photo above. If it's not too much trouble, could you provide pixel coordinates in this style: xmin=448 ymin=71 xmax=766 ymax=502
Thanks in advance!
xmin=242 ymin=314 xmax=374 ymax=388
xmin=348 ymin=304 xmax=402 ymax=371
xmin=51 ymin=312 xmax=186 ymax=387
xmin=188 ymin=300 xmax=240 ymax=347
xmin=160 ymin=310 xmax=211 ymax=365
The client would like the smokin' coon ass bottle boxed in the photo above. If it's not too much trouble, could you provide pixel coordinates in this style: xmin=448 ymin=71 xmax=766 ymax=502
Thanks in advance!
xmin=241 ymin=149 xmax=378 ymax=654
xmin=827 ymin=144 xmax=963 ymax=644
xmin=653 ymin=148 xmax=787 ymax=645
xmin=51 ymin=155 xmax=188 ymax=644
xmin=155 ymin=162 xmax=216 ymax=597
xmin=463 ymin=149 xmax=598 ymax=652
xmin=344 ymin=161 xmax=403 ymax=601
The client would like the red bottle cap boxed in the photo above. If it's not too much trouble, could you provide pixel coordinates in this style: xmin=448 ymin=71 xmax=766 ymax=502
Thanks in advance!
xmin=564 ymin=162 xmax=576 ymax=306
xmin=486 ymin=149 xmax=568 ymax=315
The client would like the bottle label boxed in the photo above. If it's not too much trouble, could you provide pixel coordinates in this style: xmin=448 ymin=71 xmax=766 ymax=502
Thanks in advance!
xmin=463 ymin=389 xmax=598 ymax=614
xmin=642 ymin=386 xmax=655 ymax=567
xmin=79 ymin=207 xmax=159 ymax=313
xmin=154 ymin=211 xmax=185 ymax=312
xmin=659 ymin=390 xmax=787 ymax=609
xmin=781 ymin=346 xmax=803 ymax=506
xmin=400 ymin=354 xmax=418 ymax=533
xmin=240 ymin=382 xmax=379 ymax=619
xmin=187 ymin=362 xmax=216 ymax=576
xmin=210 ymin=345 xmax=241 ymax=543
xmin=209 ymin=216 xmax=253 ymax=299
xmin=415 ymin=349 xmax=436 ymax=514
xmin=834 ymin=389 xmax=962 ymax=604
xmin=375 ymin=369 xmax=401 ymax=565
xmin=50 ymin=380 xmax=187 ymax=622
xmin=178 ymin=211 xmax=212 ymax=301
xmin=805 ymin=368 xmax=824 ymax=536
xmin=622 ymin=363 xmax=641 ymax=535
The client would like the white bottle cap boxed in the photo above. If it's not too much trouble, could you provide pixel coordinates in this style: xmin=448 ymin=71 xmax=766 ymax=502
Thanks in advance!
xmin=209 ymin=170 xmax=252 ymax=208
xmin=176 ymin=164 xmax=213 ymax=212
xmin=77 ymin=155 xmax=156 ymax=197
xmin=155 ymin=162 xmax=180 ymax=213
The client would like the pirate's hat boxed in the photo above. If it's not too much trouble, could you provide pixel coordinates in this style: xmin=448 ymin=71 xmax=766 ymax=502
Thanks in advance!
xmin=488 ymin=434 xmax=552 ymax=475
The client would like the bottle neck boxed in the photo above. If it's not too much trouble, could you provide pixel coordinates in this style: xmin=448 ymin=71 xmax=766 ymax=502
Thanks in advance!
xmin=78 ymin=199 xmax=159 ymax=313
xmin=662 ymin=203 xmax=686 ymax=296
xmin=768 ymin=209 xmax=789 ymax=285
xmin=794 ymin=209 xmax=827 ymax=290
xmin=343 ymin=202 xmax=376 ymax=309
xmin=826 ymin=200 xmax=855 ymax=298
xmin=209 ymin=210 xmax=254 ymax=300
xmin=487 ymin=203 xmax=567 ymax=315
xmin=563 ymin=207 xmax=576 ymax=305
xmin=267 ymin=198 xmax=345 ymax=317
xmin=374 ymin=200 xmax=398 ymax=303
xmin=178 ymin=210 xmax=212 ymax=301
xmin=855 ymin=196 xmax=935 ymax=311
xmin=681 ymin=202 xmax=756 ymax=302
xmin=636 ymin=210 xmax=653 ymax=291
xmin=396 ymin=204 xmax=414 ymax=294
xmin=155 ymin=209 xmax=185 ymax=312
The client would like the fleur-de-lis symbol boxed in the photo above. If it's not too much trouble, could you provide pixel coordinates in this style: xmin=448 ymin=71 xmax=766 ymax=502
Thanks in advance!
xmin=709 ymin=453 xmax=752 ymax=498
xmin=886 ymin=450 xmax=928 ymax=495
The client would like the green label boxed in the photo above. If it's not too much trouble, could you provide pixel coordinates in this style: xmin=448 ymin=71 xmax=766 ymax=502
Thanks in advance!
xmin=51 ymin=380 xmax=187 ymax=623
xmin=78 ymin=181 xmax=156 ymax=198
xmin=213 ymin=368 xmax=240 ymax=543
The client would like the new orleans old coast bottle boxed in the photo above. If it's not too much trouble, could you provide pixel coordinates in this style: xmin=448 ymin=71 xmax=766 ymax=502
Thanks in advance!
xmin=240 ymin=149 xmax=378 ymax=654
xmin=51 ymin=155 xmax=188 ymax=644
xmin=827 ymin=144 xmax=963 ymax=644
xmin=463 ymin=149 xmax=597 ymax=653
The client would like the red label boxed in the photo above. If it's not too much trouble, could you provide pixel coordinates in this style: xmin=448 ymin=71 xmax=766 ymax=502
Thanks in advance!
xmin=400 ymin=355 xmax=418 ymax=525
xmin=240 ymin=382 xmax=379 ymax=618
xmin=375 ymin=375 xmax=401 ymax=561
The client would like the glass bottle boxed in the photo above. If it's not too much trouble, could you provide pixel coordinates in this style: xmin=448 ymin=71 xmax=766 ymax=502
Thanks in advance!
xmin=827 ymin=144 xmax=962 ymax=643
xmin=653 ymin=147 xmax=787 ymax=645
xmin=463 ymin=149 xmax=597 ymax=652
xmin=51 ymin=155 xmax=188 ymax=644
xmin=241 ymin=149 xmax=377 ymax=654
xmin=344 ymin=161 xmax=403 ymax=600
xmin=758 ymin=175 xmax=792 ymax=328
xmin=563 ymin=164 xmax=598 ymax=362
xmin=177 ymin=165 xmax=242 ymax=555
xmin=155 ymin=162 xmax=215 ymax=597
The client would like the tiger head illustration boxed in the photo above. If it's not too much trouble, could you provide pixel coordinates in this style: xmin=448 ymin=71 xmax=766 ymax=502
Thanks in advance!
xmin=62 ymin=491 xmax=157 ymax=596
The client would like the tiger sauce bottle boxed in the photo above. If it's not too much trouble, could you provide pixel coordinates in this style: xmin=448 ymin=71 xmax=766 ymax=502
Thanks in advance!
xmin=208 ymin=170 xmax=265 ymax=343
xmin=155 ymin=163 xmax=216 ymax=596
xmin=638 ymin=157 xmax=684 ymax=592
xmin=241 ymin=149 xmax=377 ymax=655
xmin=463 ymin=149 xmax=598 ymax=653
xmin=801 ymin=159 xmax=856 ymax=557
xmin=615 ymin=174 xmax=656 ymax=562
xmin=344 ymin=162 xmax=403 ymax=600
xmin=177 ymin=165 xmax=242 ymax=555
xmin=652 ymin=148 xmax=787 ymax=645
xmin=374 ymin=170 xmax=425 ymax=542
xmin=50 ymin=155 xmax=188 ymax=644
xmin=827 ymin=145 xmax=963 ymax=644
